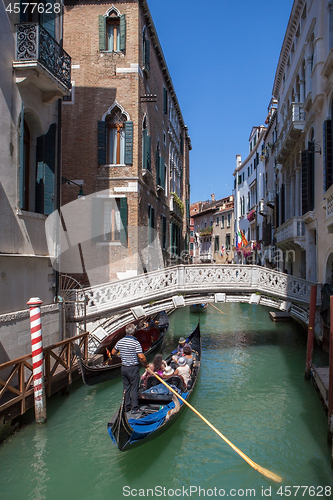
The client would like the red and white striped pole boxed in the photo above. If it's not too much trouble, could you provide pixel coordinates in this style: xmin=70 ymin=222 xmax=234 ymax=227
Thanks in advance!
xmin=27 ymin=297 xmax=47 ymax=423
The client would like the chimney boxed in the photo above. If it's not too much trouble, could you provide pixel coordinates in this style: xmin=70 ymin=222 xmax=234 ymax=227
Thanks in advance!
xmin=236 ymin=155 xmax=241 ymax=169
xmin=211 ymin=193 xmax=215 ymax=202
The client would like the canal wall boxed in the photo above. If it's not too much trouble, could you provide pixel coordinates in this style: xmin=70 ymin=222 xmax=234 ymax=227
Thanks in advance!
xmin=0 ymin=303 xmax=61 ymax=365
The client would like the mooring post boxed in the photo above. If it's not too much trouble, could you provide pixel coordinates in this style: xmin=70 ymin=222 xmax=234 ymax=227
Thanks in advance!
xmin=27 ymin=297 xmax=47 ymax=424
xmin=328 ymin=296 xmax=333 ymax=462
xmin=305 ymin=285 xmax=317 ymax=380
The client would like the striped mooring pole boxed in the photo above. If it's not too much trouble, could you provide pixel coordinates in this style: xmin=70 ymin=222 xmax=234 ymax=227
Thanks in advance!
xmin=27 ymin=297 xmax=47 ymax=423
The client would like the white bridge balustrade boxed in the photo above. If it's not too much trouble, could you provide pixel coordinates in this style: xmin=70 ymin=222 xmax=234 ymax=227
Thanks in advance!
xmin=73 ymin=264 xmax=318 ymax=321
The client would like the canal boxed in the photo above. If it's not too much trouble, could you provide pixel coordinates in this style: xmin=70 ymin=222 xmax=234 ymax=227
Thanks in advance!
xmin=0 ymin=303 xmax=332 ymax=500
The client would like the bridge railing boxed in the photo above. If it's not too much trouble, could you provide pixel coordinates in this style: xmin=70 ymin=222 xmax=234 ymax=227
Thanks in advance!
xmin=80 ymin=265 xmax=317 ymax=319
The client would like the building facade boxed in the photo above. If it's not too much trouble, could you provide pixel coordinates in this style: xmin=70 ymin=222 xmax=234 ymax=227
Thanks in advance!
xmin=264 ymin=0 xmax=333 ymax=283
xmin=233 ymin=127 xmax=266 ymax=264
xmin=191 ymin=195 xmax=234 ymax=264
xmin=0 ymin=1 xmax=71 ymax=361
xmin=61 ymin=0 xmax=191 ymax=285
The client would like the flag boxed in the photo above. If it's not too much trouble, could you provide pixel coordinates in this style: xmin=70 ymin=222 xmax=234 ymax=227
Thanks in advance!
xmin=237 ymin=229 xmax=242 ymax=248
xmin=221 ymin=244 xmax=224 ymax=256
xmin=240 ymin=229 xmax=248 ymax=246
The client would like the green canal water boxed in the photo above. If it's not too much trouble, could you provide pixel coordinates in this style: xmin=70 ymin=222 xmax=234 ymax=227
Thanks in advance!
xmin=1 ymin=303 xmax=333 ymax=500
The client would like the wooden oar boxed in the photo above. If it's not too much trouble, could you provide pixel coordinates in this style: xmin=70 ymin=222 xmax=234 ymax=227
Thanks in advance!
xmin=209 ymin=302 xmax=227 ymax=315
xmin=147 ymin=368 xmax=282 ymax=483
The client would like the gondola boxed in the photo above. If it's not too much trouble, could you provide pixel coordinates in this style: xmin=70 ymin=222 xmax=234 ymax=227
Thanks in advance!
xmin=74 ymin=312 xmax=169 ymax=386
xmin=190 ymin=303 xmax=208 ymax=313
xmin=107 ymin=322 xmax=201 ymax=451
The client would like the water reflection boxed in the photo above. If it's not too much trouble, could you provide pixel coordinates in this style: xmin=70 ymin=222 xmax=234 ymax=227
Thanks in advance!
xmin=29 ymin=429 xmax=49 ymax=500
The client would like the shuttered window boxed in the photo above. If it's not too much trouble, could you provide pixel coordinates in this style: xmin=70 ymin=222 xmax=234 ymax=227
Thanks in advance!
xmin=148 ymin=204 xmax=155 ymax=245
xmin=301 ymin=142 xmax=314 ymax=215
xmin=99 ymin=14 xmax=126 ymax=51
xmin=143 ymin=29 xmax=150 ymax=72
xmin=142 ymin=128 xmax=151 ymax=171
xmin=161 ymin=215 xmax=167 ymax=250
xmin=163 ymin=87 xmax=168 ymax=115
xmin=98 ymin=118 xmax=133 ymax=165
xmin=323 ymin=119 xmax=333 ymax=192
xmin=91 ymin=197 xmax=127 ymax=245
xmin=35 ymin=123 xmax=56 ymax=215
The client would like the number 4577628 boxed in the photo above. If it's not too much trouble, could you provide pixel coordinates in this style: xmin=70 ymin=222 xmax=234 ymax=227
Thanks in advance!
xmin=6 ymin=3 xmax=61 ymax=14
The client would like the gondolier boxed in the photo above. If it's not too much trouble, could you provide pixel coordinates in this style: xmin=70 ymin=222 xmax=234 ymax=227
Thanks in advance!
xmin=111 ymin=323 xmax=148 ymax=414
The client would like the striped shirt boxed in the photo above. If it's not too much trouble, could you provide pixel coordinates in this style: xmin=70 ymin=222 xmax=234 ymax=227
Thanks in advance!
xmin=114 ymin=335 xmax=142 ymax=367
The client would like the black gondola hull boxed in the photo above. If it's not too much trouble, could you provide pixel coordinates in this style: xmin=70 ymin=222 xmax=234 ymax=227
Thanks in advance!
xmin=107 ymin=323 xmax=201 ymax=450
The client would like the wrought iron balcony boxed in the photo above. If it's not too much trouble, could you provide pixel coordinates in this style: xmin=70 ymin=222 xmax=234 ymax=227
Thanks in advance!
xmin=13 ymin=23 xmax=71 ymax=102
xmin=275 ymin=103 xmax=305 ymax=163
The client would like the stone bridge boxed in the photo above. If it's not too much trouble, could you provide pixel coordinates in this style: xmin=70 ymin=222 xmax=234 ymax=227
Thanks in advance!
xmin=68 ymin=265 xmax=321 ymax=349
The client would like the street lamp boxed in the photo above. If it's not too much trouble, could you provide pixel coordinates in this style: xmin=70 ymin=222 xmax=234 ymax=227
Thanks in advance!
xmin=62 ymin=177 xmax=85 ymax=199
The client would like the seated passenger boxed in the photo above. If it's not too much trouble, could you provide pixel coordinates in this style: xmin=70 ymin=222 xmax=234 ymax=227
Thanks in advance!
xmin=172 ymin=337 xmax=189 ymax=362
xmin=141 ymin=353 xmax=165 ymax=383
xmin=162 ymin=365 xmax=174 ymax=378
xmin=174 ymin=357 xmax=191 ymax=385
xmin=183 ymin=345 xmax=193 ymax=367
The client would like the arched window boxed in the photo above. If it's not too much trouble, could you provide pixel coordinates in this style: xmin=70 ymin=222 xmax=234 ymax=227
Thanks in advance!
xmin=106 ymin=106 xmax=126 ymax=164
xmin=97 ymin=104 xmax=133 ymax=166
xmin=99 ymin=8 xmax=126 ymax=52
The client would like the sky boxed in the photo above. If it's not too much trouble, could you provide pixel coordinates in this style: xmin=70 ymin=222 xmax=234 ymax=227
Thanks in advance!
xmin=148 ymin=0 xmax=294 ymax=203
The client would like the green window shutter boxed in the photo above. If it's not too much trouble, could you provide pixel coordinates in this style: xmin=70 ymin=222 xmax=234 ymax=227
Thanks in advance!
xmin=124 ymin=121 xmax=133 ymax=164
xmin=142 ymin=129 xmax=147 ymax=169
xmin=323 ymin=120 xmax=333 ymax=192
xmin=159 ymin=156 xmax=165 ymax=189
xmin=98 ymin=121 xmax=107 ymax=164
xmin=120 ymin=14 xmax=126 ymax=51
xmin=156 ymin=150 xmax=160 ymax=185
xmin=146 ymin=135 xmax=151 ymax=172
xmin=98 ymin=15 xmax=106 ymax=51
xmin=119 ymin=197 xmax=128 ymax=245
xmin=91 ymin=198 xmax=103 ymax=242
xmin=144 ymin=38 xmax=150 ymax=71
xmin=19 ymin=105 xmax=24 ymax=209
xmin=35 ymin=135 xmax=44 ymax=214
xmin=163 ymin=87 xmax=168 ymax=114
xmin=43 ymin=123 xmax=56 ymax=215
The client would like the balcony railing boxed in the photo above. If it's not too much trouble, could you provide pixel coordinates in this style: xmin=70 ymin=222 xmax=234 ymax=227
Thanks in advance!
xmin=275 ymin=103 xmax=305 ymax=162
xmin=15 ymin=23 xmax=71 ymax=90
xmin=170 ymin=193 xmax=184 ymax=220
xmin=275 ymin=216 xmax=306 ymax=248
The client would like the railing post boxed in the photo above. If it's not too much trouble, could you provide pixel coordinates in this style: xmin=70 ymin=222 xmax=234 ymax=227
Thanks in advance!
xmin=27 ymin=297 xmax=47 ymax=424
xmin=305 ymin=285 xmax=317 ymax=380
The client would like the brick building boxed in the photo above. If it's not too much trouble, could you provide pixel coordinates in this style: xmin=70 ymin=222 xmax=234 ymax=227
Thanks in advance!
xmin=61 ymin=0 xmax=191 ymax=285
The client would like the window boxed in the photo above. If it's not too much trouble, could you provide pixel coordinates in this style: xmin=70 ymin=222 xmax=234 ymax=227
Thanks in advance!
xmin=323 ymin=119 xmax=333 ymax=192
xmin=301 ymin=140 xmax=315 ymax=214
xmin=98 ymin=105 xmax=133 ymax=165
xmin=216 ymin=217 xmax=219 ymax=226
xmin=143 ymin=27 xmax=150 ymax=73
xmin=227 ymin=214 xmax=231 ymax=227
xmin=19 ymin=110 xmax=56 ymax=215
xmin=163 ymin=87 xmax=168 ymax=115
xmin=190 ymin=230 xmax=193 ymax=237
xmin=92 ymin=197 xmax=128 ymax=244
xmin=99 ymin=11 xmax=126 ymax=52
xmin=142 ymin=117 xmax=151 ymax=171
xmin=214 ymin=235 xmax=219 ymax=252
xmin=226 ymin=234 xmax=230 ymax=250
xmin=148 ymin=205 xmax=155 ymax=244
xmin=221 ymin=215 xmax=225 ymax=228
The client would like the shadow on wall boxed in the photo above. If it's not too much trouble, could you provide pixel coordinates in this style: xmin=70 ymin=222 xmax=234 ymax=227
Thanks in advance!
xmin=0 ymin=182 xmax=26 ymax=252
